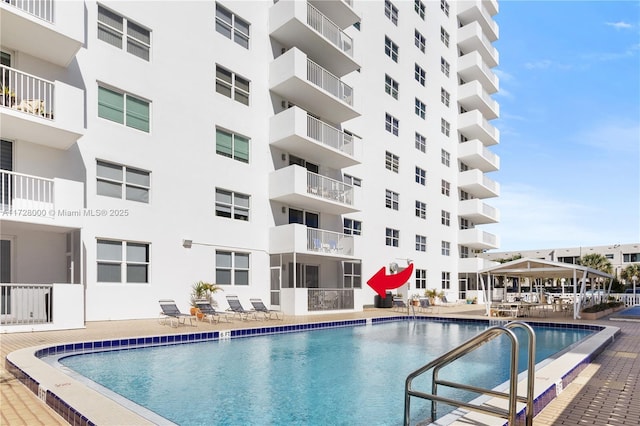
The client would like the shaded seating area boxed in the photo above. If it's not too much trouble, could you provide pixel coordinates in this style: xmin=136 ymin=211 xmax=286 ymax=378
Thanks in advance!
xmin=195 ymin=301 xmax=233 ymax=323
xmin=250 ymin=298 xmax=283 ymax=320
xmin=226 ymin=295 xmax=257 ymax=320
xmin=159 ymin=299 xmax=196 ymax=327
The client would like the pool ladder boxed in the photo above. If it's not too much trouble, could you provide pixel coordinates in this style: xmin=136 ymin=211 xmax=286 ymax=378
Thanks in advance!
xmin=404 ymin=321 xmax=536 ymax=426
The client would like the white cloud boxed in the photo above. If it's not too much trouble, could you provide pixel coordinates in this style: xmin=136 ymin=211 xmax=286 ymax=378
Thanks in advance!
xmin=524 ymin=59 xmax=552 ymax=70
xmin=605 ymin=21 xmax=633 ymax=30
xmin=577 ymin=119 xmax=640 ymax=153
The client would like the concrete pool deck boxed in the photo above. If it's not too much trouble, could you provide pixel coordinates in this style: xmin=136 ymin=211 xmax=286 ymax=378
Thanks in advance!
xmin=1 ymin=304 xmax=639 ymax=425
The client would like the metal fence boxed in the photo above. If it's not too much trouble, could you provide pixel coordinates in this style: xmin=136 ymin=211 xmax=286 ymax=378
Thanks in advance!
xmin=308 ymin=288 xmax=354 ymax=311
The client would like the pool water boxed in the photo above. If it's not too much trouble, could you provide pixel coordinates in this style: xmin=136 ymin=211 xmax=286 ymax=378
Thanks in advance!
xmin=59 ymin=321 xmax=592 ymax=425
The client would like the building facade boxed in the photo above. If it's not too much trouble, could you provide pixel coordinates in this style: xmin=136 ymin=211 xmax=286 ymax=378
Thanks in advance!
xmin=0 ymin=0 xmax=500 ymax=329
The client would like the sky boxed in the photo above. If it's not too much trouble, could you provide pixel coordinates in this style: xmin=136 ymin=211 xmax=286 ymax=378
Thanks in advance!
xmin=486 ymin=0 xmax=640 ymax=251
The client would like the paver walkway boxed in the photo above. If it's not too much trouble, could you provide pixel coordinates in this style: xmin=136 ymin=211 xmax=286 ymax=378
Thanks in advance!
xmin=1 ymin=306 xmax=638 ymax=425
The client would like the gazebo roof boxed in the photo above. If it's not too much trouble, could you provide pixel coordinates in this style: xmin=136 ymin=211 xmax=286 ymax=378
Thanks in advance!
xmin=479 ymin=257 xmax=614 ymax=280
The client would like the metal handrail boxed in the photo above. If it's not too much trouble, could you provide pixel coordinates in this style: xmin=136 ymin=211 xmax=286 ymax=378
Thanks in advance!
xmin=404 ymin=321 xmax=535 ymax=426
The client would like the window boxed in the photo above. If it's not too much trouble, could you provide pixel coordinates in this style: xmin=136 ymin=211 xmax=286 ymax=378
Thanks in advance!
xmin=414 ymin=64 xmax=426 ymax=86
xmin=416 ymin=235 xmax=427 ymax=252
xmin=441 ymin=241 xmax=451 ymax=256
xmin=344 ymin=218 xmax=362 ymax=235
xmin=460 ymin=218 xmax=470 ymax=230
xmin=605 ymin=253 xmax=614 ymax=259
xmin=385 ymin=74 xmax=399 ymax=99
xmin=343 ymin=262 xmax=361 ymax=288
xmin=385 ymin=113 xmax=399 ymax=136
xmin=215 ymin=188 xmax=250 ymax=221
xmin=415 ymin=167 xmax=426 ymax=185
xmin=97 ymin=239 xmax=149 ymax=283
xmin=98 ymin=85 xmax=150 ymax=132
xmin=385 ymin=36 xmax=399 ymax=62
xmin=216 ymin=65 xmax=250 ymax=105
xmin=441 ymin=179 xmax=450 ymax=196
xmin=415 ymin=200 xmax=426 ymax=219
xmin=415 ymin=269 xmax=427 ymax=289
xmin=343 ymin=174 xmax=362 ymax=187
xmin=385 ymin=151 xmax=399 ymax=173
xmin=289 ymin=208 xmax=318 ymax=228
xmin=215 ymin=3 xmax=250 ymax=48
xmin=98 ymin=5 xmax=150 ymax=61
xmin=216 ymin=128 xmax=249 ymax=163
xmin=441 ymin=149 xmax=450 ymax=166
xmin=385 ymin=189 xmax=399 ymax=210
xmin=441 ymin=57 xmax=450 ymax=77
xmin=414 ymin=29 xmax=426 ymax=53
xmin=97 ymin=160 xmax=150 ymax=203
xmin=441 ymin=0 xmax=450 ymax=17
xmin=441 ymin=88 xmax=450 ymax=107
xmin=415 ymin=132 xmax=426 ymax=152
xmin=385 ymin=0 xmax=398 ymax=25
xmin=441 ymin=118 xmax=450 ymax=136
xmin=460 ymin=246 xmax=470 ymax=259
xmin=415 ymin=98 xmax=426 ymax=119
xmin=441 ymin=210 xmax=450 ymax=226
xmin=440 ymin=27 xmax=450 ymax=47
xmin=623 ymin=253 xmax=640 ymax=262
xmin=414 ymin=0 xmax=425 ymax=19
xmin=353 ymin=21 xmax=361 ymax=31
xmin=442 ymin=271 xmax=451 ymax=289
xmin=386 ymin=228 xmax=399 ymax=247
xmin=216 ymin=251 xmax=249 ymax=285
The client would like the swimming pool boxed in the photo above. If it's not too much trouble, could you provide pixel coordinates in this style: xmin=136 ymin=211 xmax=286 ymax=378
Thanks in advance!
xmin=56 ymin=319 xmax=594 ymax=425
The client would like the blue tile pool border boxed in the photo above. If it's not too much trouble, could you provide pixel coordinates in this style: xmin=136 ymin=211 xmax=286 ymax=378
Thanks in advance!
xmin=5 ymin=316 xmax=610 ymax=426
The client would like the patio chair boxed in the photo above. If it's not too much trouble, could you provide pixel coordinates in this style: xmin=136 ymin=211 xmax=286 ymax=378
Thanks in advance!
xmin=159 ymin=299 xmax=196 ymax=327
xmin=418 ymin=298 xmax=433 ymax=314
xmin=250 ymin=298 xmax=284 ymax=320
xmin=226 ymin=295 xmax=257 ymax=320
xmin=195 ymin=300 xmax=233 ymax=323
xmin=392 ymin=297 xmax=407 ymax=312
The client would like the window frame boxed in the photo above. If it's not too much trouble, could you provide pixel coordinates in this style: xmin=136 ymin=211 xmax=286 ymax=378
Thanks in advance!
xmin=415 ymin=166 xmax=426 ymax=185
xmin=441 ymin=118 xmax=451 ymax=136
xmin=385 ymin=151 xmax=399 ymax=173
xmin=216 ymin=65 xmax=250 ymax=105
xmin=441 ymin=149 xmax=451 ymax=166
xmin=441 ymin=179 xmax=451 ymax=196
xmin=385 ymin=189 xmax=399 ymax=210
xmin=215 ymin=188 xmax=250 ymax=221
xmin=415 ymin=98 xmax=426 ymax=119
xmin=414 ymin=63 xmax=426 ymax=86
xmin=385 ymin=227 xmax=399 ymax=247
xmin=414 ymin=0 xmax=425 ymax=19
xmin=343 ymin=262 xmax=362 ymax=288
xmin=441 ymin=87 xmax=450 ymax=107
xmin=385 ymin=113 xmax=399 ymax=136
xmin=97 ymin=239 xmax=150 ymax=284
xmin=96 ymin=160 xmax=150 ymax=203
xmin=441 ymin=0 xmax=450 ymax=17
xmin=415 ymin=132 xmax=426 ymax=153
xmin=98 ymin=85 xmax=150 ymax=132
xmin=441 ymin=210 xmax=451 ymax=226
xmin=414 ymin=29 xmax=426 ymax=53
xmin=216 ymin=250 xmax=250 ymax=286
xmin=441 ymin=57 xmax=450 ymax=77
xmin=384 ymin=0 xmax=399 ymax=25
xmin=385 ymin=74 xmax=399 ymax=99
xmin=216 ymin=127 xmax=250 ymax=163
xmin=441 ymin=241 xmax=451 ymax=256
xmin=415 ymin=200 xmax=426 ymax=219
xmin=440 ymin=27 xmax=450 ymax=47
xmin=97 ymin=4 xmax=151 ymax=61
xmin=416 ymin=235 xmax=427 ymax=252
xmin=415 ymin=268 xmax=427 ymax=289
xmin=215 ymin=2 xmax=250 ymax=49
xmin=343 ymin=218 xmax=362 ymax=236
xmin=385 ymin=36 xmax=399 ymax=63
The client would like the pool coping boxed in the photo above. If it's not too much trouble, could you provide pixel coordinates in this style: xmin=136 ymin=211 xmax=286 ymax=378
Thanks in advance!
xmin=6 ymin=316 xmax=618 ymax=426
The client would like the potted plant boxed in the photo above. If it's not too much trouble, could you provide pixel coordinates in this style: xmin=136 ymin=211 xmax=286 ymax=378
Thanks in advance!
xmin=189 ymin=281 xmax=223 ymax=318
xmin=411 ymin=293 xmax=420 ymax=306
xmin=424 ymin=288 xmax=438 ymax=305
xmin=1 ymin=86 xmax=16 ymax=107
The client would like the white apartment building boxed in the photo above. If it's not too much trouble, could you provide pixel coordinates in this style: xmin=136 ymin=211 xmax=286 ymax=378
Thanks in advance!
xmin=0 ymin=0 xmax=500 ymax=331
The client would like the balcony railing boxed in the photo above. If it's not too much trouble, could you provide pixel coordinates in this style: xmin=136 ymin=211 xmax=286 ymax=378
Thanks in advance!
xmin=307 ymin=114 xmax=355 ymax=156
xmin=308 ymin=288 xmax=354 ymax=311
xmin=307 ymin=2 xmax=353 ymax=57
xmin=307 ymin=171 xmax=353 ymax=205
xmin=1 ymin=170 xmax=54 ymax=215
xmin=1 ymin=65 xmax=54 ymax=120
xmin=307 ymin=227 xmax=354 ymax=255
xmin=307 ymin=58 xmax=353 ymax=105
xmin=4 ymin=0 xmax=53 ymax=22
xmin=0 ymin=283 xmax=53 ymax=325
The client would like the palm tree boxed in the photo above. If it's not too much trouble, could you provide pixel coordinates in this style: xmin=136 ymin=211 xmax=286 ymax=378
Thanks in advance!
xmin=578 ymin=253 xmax=613 ymax=274
xmin=621 ymin=264 xmax=640 ymax=284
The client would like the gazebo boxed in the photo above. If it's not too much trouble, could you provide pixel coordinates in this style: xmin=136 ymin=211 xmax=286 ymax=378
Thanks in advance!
xmin=479 ymin=258 xmax=614 ymax=319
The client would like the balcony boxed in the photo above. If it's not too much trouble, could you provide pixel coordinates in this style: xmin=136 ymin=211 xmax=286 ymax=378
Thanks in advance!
xmin=270 ymin=107 xmax=361 ymax=168
xmin=269 ymin=165 xmax=358 ymax=214
xmin=458 ymin=169 xmax=499 ymax=199
xmin=458 ymin=110 xmax=499 ymax=147
xmin=458 ymin=81 xmax=499 ymax=120
xmin=0 ymin=0 xmax=83 ymax=67
xmin=309 ymin=0 xmax=360 ymax=29
xmin=458 ymin=257 xmax=498 ymax=273
xmin=269 ymin=223 xmax=355 ymax=257
xmin=270 ymin=1 xmax=359 ymax=76
xmin=457 ymin=0 xmax=499 ymax=42
xmin=458 ymin=228 xmax=499 ymax=250
xmin=0 ymin=66 xmax=84 ymax=149
xmin=458 ymin=139 xmax=499 ymax=172
xmin=459 ymin=199 xmax=499 ymax=224
xmin=1 ymin=169 xmax=84 ymax=227
xmin=458 ymin=51 xmax=499 ymax=94
xmin=270 ymin=48 xmax=359 ymax=124
xmin=457 ymin=21 xmax=499 ymax=68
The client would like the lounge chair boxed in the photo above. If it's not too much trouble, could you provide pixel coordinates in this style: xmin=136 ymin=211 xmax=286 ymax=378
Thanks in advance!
xmin=159 ymin=299 xmax=196 ymax=327
xmin=195 ymin=300 xmax=232 ymax=323
xmin=392 ymin=298 xmax=408 ymax=312
xmin=226 ymin=295 xmax=257 ymax=320
xmin=250 ymin=298 xmax=283 ymax=320
xmin=418 ymin=298 xmax=433 ymax=314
